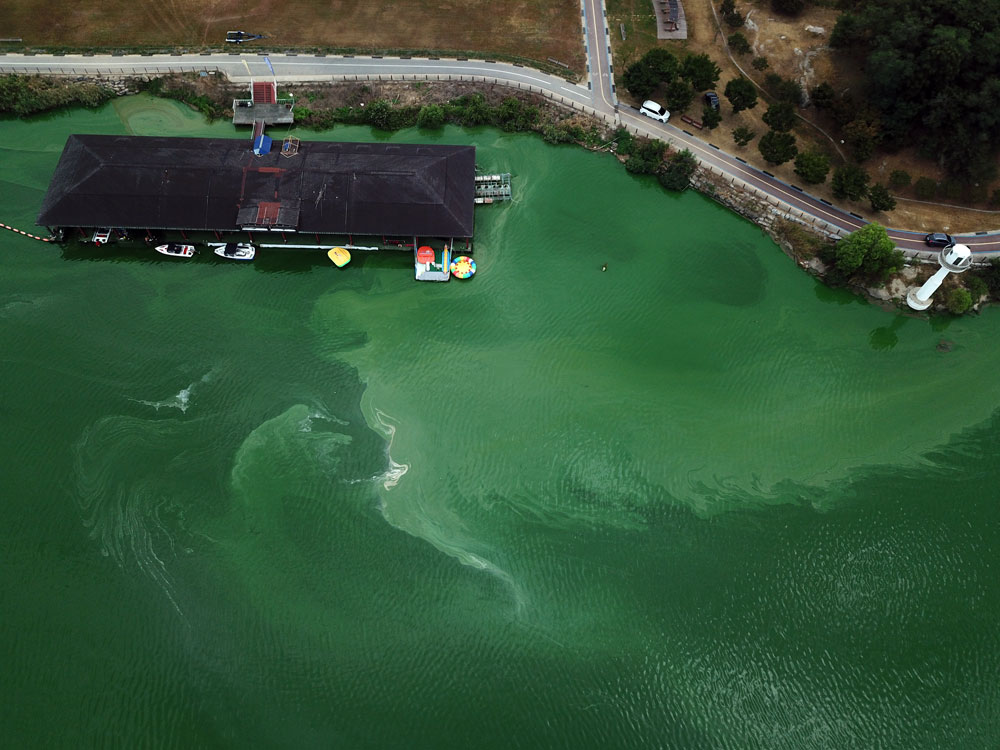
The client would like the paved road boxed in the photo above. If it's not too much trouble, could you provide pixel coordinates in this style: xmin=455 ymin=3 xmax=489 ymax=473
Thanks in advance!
xmin=575 ymin=0 xmax=1000 ymax=257
xmin=3 ymin=28 xmax=999 ymax=256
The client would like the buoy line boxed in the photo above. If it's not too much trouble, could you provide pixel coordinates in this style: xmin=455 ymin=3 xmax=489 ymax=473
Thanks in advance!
xmin=0 ymin=222 xmax=56 ymax=242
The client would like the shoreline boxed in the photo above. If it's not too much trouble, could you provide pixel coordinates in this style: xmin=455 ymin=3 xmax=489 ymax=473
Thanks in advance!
xmin=7 ymin=70 xmax=996 ymax=315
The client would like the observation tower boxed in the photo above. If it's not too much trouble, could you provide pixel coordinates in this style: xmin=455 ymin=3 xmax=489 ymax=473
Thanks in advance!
xmin=906 ymin=244 xmax=973 ymax=311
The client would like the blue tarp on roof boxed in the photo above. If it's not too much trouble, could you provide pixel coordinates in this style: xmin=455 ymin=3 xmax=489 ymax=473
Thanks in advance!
xmin=253 ymin=135 xmax=272 ymax=155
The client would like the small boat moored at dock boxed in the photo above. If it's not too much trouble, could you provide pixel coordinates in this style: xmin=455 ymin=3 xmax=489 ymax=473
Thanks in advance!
xmin=155 ymin=243 xmax=196 ymax=258
xmin=214 ymin=243 xmax=255 ymax=261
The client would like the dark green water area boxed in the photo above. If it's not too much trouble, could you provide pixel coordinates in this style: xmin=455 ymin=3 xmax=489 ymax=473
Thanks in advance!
xmin=1 ymin=96 xmax=998 ymax=748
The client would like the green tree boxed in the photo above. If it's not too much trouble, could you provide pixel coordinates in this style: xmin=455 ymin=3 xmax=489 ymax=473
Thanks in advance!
xmin=541 ymin=124 xmax=575 ymax=144
xmin=758 ymin=130 xmax=798 ymax=165
xmin=623 ymin=49 xmax=679 ymax=99
xmin=809 ymin=81 xmax=835 ymax=109
xmin=965 ymin=274 xmax=988 ymax=302
xmin=831 ymin=163 xmax=870 ymax=201
xmin=980 ymin=259 xmax=1000 ymax=297
xmin=658 ymin=149 xmax=699 ymax=191
xmin=0 ymin=75 xmax=111 ymax=116
xmin=834 ymin=223 xmax=904 ymax=279
xmin=625 ymin=155 xmax=655 ymax=174
xmin=732 ymin=126 xmax=756 ymax=147
xmin=868 ymin=183 xmax=897 ymax=212
xmin=639 ymin=139 xmax=667 ymax=164
xmin=765 ymin=74 xmax=803 ymax=105
xmin=665 ymin=79 xmax=695 ymax=112
xmin=888 ymin=169 xmax=911 ymax=189
xmin=725 ymin=11 xmax=744 ymax=28
xmin=762 ymin=101 xmax=796 ymax=132
xmin=701 ymin=104 xmax=722 ymax=129
xmin=843 ymin=118 xmax=879 ymax=162
xmin=680 ymin=54 xmax=721 ymax=91
xmin=724 ymin=77 xmax=758 ymax=112
xmin=645 ymin=48 xmax=680 ymax=80
xmin=829 ymin=12 xmax=863 ymax=48
xmin=830 ymin=93 xmax=858 ymax=128
xmin=365 ymin=99 xmax=396 ymax=130
xmin=728 ymin=32 xmax=752 ymax=55
xmin=623 ymin=60 xmax=660 ymax=100
xmin=914 ymin=176 xmax=937 ymax=200
xmin=827 ymin=1 xmax=1000 ymax=181
xmin=793 ymin=151 xmax=830 ymax=184
xmin=496 ymin=97 xmax=538 ymax=131
xmin=613 ymin=126 xmax=636 ymax=156
xmin=720 ymin=0 xmax=735 ymax=13
xmin=625 ymin=139 xmax=666 ymax=174
xmin=771 ymin=0 xmax=805 ymax=14
xmin=417 ymin=104 xmax=445 ymax=129
xmin=460 ymin=94 xmax=492 ymax=126
xmin=945 ymin=287 xmax=973 ymax=314
xmin=752 ymin=56 xmax=769 ymax=71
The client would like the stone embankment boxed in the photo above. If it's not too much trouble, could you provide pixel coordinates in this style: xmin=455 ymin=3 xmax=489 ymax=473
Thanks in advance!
xmin=688 ymin=166 xmax=985 ymax=313
xmin=73 ymin=74 xmax=148 ymax=95
xmin=690 ymin=167 xmax=835 ymax=240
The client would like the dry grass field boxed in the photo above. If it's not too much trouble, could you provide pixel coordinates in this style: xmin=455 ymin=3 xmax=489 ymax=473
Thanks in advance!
xmin=608 ymin=0 xmax=1000 ymax=232
xmin=4 ymin=0 xmax=585 ymax=72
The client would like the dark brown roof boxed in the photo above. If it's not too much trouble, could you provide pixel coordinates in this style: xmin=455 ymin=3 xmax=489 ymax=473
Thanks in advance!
xmin=37 ymin=135 xmax=476 ymax=237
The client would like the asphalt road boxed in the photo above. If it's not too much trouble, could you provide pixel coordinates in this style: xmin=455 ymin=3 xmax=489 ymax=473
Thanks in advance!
xmin=3 ymin=16 xmax=998 ymax=256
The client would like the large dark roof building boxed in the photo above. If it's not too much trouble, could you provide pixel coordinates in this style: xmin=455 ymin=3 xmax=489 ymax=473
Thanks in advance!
xmin=37 ymin=135 xmax=476 ymax=238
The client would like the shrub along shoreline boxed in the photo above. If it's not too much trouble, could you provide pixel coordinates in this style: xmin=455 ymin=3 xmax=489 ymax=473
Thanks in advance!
xmin=4 ymin=72 xmax=994 ymax=314
xmin=0 ymin=74 xmax=113 ymax=115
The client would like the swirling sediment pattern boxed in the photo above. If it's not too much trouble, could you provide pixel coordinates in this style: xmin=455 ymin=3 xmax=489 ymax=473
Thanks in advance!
xmin=1 ymin=98 xmax=998 ymax=748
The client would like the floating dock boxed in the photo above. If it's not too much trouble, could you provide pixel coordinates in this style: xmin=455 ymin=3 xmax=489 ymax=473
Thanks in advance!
xmin=474 ymin=173 xmax=512 ymax=203
xmin=414 ymin=244 xmax=451 ymax=282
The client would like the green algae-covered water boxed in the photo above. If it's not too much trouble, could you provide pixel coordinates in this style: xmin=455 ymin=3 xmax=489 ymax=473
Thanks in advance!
xmin=2 ymin=96 xmax=999 ymax=748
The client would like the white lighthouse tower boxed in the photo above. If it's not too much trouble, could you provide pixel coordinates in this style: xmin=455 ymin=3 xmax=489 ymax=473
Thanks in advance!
xmin=906 ymin=243 xmax=973 ymax=311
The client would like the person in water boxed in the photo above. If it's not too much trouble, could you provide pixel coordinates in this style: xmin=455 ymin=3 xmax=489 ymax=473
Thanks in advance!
xmin=601 ymin=263 xmax=608 ymax=272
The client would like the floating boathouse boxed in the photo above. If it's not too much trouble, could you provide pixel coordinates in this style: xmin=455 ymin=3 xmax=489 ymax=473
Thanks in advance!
xmin=36 ymin=135 xmax=476 ymax=250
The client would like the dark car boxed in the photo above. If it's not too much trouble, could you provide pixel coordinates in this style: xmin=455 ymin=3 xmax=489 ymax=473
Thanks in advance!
xmin=924 ymin=232 xmax=954 ymax=247
xmin=704 ymin=91 xmax=720 ymax=110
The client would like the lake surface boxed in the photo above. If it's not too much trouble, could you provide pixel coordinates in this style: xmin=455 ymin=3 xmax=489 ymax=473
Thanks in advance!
xmin=2 ymin=96 xmax=998 ymax=748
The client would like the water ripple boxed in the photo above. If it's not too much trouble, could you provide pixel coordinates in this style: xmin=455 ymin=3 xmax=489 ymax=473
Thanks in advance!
xmin=73 ymin=414 xmax=189 ymax=617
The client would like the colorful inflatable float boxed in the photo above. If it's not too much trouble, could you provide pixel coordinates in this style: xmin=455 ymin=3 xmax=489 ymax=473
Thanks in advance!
xmin=449 ymin=255 xmax=476 ymax=279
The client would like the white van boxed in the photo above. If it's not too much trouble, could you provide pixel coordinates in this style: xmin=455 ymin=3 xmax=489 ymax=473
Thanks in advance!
xmin=639 ymin=100 xmax=671 ymax=123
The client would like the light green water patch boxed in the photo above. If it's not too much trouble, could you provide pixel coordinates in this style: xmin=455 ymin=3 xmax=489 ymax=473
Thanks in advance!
xmin=229 ymin=403 xmax=354 ymax=525
xmin=112 ymin=93 xmax=229 ymax=136
xmin=311 ymin=129 xmax=1000 ymax=566
xmin=3 ymin=100 xmax=1000 ymax=749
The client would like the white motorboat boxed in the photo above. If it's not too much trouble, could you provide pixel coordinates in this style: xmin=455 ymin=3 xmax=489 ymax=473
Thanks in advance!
xmin=214 ymin=243 xmax=256 ymax=261
xmin=155 ymin=243 xmax=196 ymax=258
